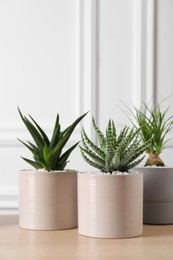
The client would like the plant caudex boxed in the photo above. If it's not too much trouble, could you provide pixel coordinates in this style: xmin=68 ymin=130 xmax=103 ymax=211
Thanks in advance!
xmin=80 ymin=118 xmax=150 ymax=173
xmin=18 ymin=108 xmax=87 ymax=171
xmin=128 ymin=102 xmax=173 ymax=167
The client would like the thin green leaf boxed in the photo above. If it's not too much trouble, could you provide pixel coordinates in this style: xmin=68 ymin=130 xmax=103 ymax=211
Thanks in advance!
xmin=43 ymin=143 xmax=49 ymax=162
xmin=18 ymin=108 xmax=88 ymax=170
xmin=29 ymin=114 xmax=50 ymax=146
xmin=58 ymin=142 xmax=80 ymax=165
xmin=18 ymin=108 xmax=44 ymax=151
xmin=18 ymin=138 xmax=35 ymax=154
xmin=21 ymin=157 xmax=41 ymax=169
xmin=49 ymin=125 xmax=60 ymax=150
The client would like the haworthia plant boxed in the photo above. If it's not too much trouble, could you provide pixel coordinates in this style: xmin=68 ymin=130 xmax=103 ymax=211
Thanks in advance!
xmin=18 ymin=108 xmax=87 ymax=171
xmin=80 ymin=118 xmax=151 ymax=173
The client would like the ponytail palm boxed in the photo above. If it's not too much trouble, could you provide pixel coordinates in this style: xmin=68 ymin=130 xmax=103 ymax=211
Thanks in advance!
xmin=130 ymin=103 xmax=173 ymax=166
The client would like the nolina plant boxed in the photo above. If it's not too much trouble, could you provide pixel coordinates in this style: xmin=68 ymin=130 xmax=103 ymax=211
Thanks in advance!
xmin=80 ymin=118 xmax=150 ymax=173
xmin=128 ymin=102 xmax=173 ymax=166
xmin=18 ymin=108 xmax=87 ymax=171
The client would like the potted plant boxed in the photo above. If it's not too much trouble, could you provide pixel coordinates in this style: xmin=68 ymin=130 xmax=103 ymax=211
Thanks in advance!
xmin=18 ymin=108 xmax=87 ymax=230
xmin=128 ymin=101 xmax=173 ymax=224
xmin=78 ymin=118 xmax=150 ymax=238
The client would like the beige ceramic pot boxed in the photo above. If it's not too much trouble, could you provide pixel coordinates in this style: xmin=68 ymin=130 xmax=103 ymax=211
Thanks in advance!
xmin=19 ymin=170 xmax=77 ymax=230
xmin=78 ymin=172 xmax=143 ymax=238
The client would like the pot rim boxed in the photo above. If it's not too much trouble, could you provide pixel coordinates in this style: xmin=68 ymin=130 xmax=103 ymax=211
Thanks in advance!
xmin=135 ymin=166 xmax=173 ymax=170
xmin=78 ymin=171 xmax=143 ymax=176
xmin=20 ymin=169 xmax=77 ymax=174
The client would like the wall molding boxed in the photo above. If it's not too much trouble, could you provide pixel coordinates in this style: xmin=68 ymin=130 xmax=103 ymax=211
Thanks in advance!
xmin=0 ymin=0 xmax=99 ymax=212
xmin=77 ymin=0 xmax=99 ymax=141
xmin=0 ymin=188 xmax=18 ymax=212
xmin=132 ymin=0 xmax=143 ymax=108
xmin=0 ymin=0 xmax=99 ymax=147
xmin=132 ymin=0 xmax=157 ymax=108
xmin=0 ymin=126 xmax=81 ymax=147
xmin=131 ymin=0 xmax=173 ymax=160
xmin=145 ymin=0 xmax=157 ymax=106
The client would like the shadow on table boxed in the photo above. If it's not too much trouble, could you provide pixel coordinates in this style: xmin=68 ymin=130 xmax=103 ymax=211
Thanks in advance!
xmin=0 ymin=215 xmax=18 ymax=226
xmin=143 ymin=224 xmax=173 ymax=238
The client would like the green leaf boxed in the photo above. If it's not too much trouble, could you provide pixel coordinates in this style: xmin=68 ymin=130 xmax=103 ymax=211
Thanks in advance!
xmin=18 ymin=108 xmax=88 ymax=170
xmin=47 ymin=134 xmax=71 ymax=163
xmin=80 ymin=146 xmax=105 ymax=167
xmin=29 ymin=114 xmax=50 ymax=146
xmin=80 ymin=149 xmax=105 ymax=171
xmin=81 ymin=128 xmax=105 ymax=159
xmin=43 ymin=143 xmax=49 ymax=162
xmin=49 ymin=125 xmax=60 ymax=150
xmin=57 ymin=142 xmax=80 ymax=169
xmin=18 ymin=108 xmax=44 ymax=152
xmin=111 ymin=153 xmax=120 ymax=168
xmin=52 ymin=114 xmax=60 ymax=135
xmin=18 ymin=138 xmax=35 ymax=154
xmin=80 ymin=118 xmax=149 ymax=173
xmin=60 ymin=112 xmax=88 ymax=141
xmin=56 ymin=161 xmax=67 ymax=171
xmin=21 ymin=157 xmax=41 ymax=169
xmin=92 ymin=117 xmax=106 ymax=151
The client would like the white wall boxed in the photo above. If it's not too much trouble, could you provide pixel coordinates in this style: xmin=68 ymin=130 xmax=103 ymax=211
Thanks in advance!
xmin=0 ymin=0 xmax=90 ymax=213
xmin=97 ymin=0 xmax=173 ymax=163
xmin=154 ymin=0 xmax=173 ymax=166
xmin=98 ymin=0 xmax=133 ymax=128
xmin=157 ymin=0 xmax=173 ymax=100
xmin=0 ymin=0 xmax=173 ymax=213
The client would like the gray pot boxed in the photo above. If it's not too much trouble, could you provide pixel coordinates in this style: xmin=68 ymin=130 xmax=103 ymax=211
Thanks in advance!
xmin=135 ymin=167 xmax=173 ymax=224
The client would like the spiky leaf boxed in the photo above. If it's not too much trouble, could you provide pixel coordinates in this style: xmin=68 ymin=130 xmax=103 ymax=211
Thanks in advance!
xmin=18 ymin=108 xmax=88 ymax=171
xmin=80 ymin=118 xmax=151 ymax=173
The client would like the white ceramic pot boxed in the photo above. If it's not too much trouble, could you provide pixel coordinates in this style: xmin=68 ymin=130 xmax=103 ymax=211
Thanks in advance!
xmin=19 ymin=170 xmax=77 ymax=230
xmin=136 ymin=166 xmax=173 ymax=224
xmin=78 ymin=172 xmax=143 ymax=238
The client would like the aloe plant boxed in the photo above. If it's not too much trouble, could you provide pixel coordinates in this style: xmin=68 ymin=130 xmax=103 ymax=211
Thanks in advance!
xmin=128 ymin=102 xmax=173 ymax=166
xmin=18 ymin=108 xmax=87 ymax=171
xmin=80 ymin=118 xmax=150 ymax=173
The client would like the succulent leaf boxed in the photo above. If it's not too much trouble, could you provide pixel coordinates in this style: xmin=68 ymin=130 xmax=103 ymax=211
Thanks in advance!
xmin=81 ymin=127 xmax=105 ymax=160
xmin=80 ymin=118 xmax=150 ymax=173
xmin=18 ymin=108 xmax=87 ymax=171
xmin=92 ymin=117 xmax=106 ymax=151
xmin=29 ymin=114 xmax=50 ymax=146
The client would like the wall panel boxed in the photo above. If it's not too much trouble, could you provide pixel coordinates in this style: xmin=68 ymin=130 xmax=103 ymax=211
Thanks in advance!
xmin=1 ymin=0 xmax=173 ymax=212
xmin=0 ymin=0 xmax=92 ymax=212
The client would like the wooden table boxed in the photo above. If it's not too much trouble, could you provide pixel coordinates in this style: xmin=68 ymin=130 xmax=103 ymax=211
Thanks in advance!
xmin=0 ymin=215 xmax=173 ymax=260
